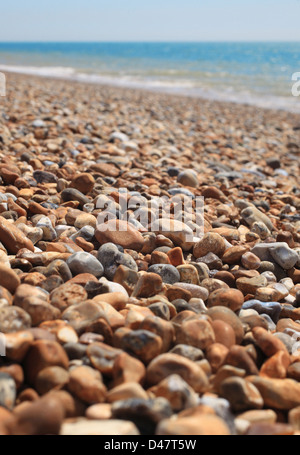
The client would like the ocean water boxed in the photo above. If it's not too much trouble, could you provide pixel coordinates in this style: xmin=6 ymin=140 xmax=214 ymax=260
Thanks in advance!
xmin=0 ymin=42 xmax=300 ymax=111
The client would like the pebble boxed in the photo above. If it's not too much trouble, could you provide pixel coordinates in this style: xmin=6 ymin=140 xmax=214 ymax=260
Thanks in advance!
xmin=242 ymin=300 xmax=281 ymax=322
xmin=66 ymin=252 xmax=104 ymax=277
xmin=2 ymin=73 xmax=300 ymax=435
xmin=177 ymin=170 xmax=198 ymax=188
xmin=68 ymin=365 xmax=107 ymax=404
xmin=207 ymin=288 xmax=244 ymax=312
xmin=149 ymin=374 xmax=198 ymax=411
xmin=111 ymin=397 xmax=173 ymax=434
xmin=146 ymin=353 xmax=209 ymax=393
xmin=219 ymin=377 xmax=263 ymax=412
xmin=193 ymin=233 xmax=226 ymax=259
xmin=95 ymin=220 xmax=144 ymax=251
xmin=147 ymin=264 xmax=180 ymax=284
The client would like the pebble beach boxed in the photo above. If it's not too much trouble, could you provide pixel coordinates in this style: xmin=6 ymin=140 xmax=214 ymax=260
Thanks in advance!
xmin=0 ymin=72 xmax=300 ymax=435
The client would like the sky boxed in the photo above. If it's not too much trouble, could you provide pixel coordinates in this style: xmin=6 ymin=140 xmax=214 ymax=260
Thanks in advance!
xmin=1 ymin=0 xmax=300 ymax=42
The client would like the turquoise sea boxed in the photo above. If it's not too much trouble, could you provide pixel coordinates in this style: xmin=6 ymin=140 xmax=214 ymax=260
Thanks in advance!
xmin=0 ymin=42 xmax=300 ymax=111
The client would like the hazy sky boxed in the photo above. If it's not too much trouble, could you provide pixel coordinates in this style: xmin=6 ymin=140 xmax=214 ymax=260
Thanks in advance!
xmin=1 ymin=0 xmax=300 ymax=42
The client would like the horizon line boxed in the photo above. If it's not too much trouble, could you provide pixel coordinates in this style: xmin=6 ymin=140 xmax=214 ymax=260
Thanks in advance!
xmin=0 ymin=40 xmax=300 ymax=44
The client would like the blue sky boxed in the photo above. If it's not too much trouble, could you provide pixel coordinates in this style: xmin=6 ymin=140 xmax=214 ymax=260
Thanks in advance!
xmin=1 ymin=0 xmax=300 ymax=42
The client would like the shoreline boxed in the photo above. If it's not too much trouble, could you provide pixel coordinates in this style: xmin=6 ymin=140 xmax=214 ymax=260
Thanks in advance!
xmin=1 ymin=67 xmax=300 ymax=115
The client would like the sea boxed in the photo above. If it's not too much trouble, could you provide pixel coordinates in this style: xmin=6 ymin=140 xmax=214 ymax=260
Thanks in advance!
xmin=0 ymin=42 xmax=300 ymax=112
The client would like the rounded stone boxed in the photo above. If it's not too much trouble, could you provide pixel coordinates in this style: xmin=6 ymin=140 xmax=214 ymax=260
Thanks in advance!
xmin=35 ymin=366 xmax=70 ymax=395
xmin=193 ymin=233 xmax=226 ymax=259
xmin=207 ymin=288 xmax=244 ymax=312
xmin=146 ymin=353 xmax=209 ymax=393
xmin=95 ymin=220 xmax=144 ymax=251
xmin=211 ymin=320 xmax=236 ymax=348
xmin=24 ymin=340 xmax=69 ymax=385
xmin=177 ymin=170 xmax=198 ymax=188
xmin=148 ymin=264 xmax=180 ymax=284
xmin=175 ymin=318 xmax=215 ymax=351
xmin=0 ymin=265 xmax=21 ymax=294
xmin=66 ymin=252 xmax=104 ymax=278
xmin=71 ymin=173 xmax=95 ymax=194
xmin=220 ymin=377 xmax=263 ymax=412
xmin=207 ymin=306 xmax=244 ymax=344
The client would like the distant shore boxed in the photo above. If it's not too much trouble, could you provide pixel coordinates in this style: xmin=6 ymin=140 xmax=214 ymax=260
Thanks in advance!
xmin=1 ymin=62 xmax=300 ymax=113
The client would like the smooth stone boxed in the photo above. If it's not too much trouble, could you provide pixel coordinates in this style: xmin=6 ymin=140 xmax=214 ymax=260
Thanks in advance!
xmin=0 ymin=217 xmax=34 ymax=253
xmin=111 ymin=397 xmax=173 ymax=434
xmin=220 ymin=377 xmax=263 ymax=412
xmin=95 ymin=220 xmax=144 ymax=251
xmin=151 ymin=218 xmax=194 ymax=251
xmin=0 ymin=306 xmax=31 ymax=333
xmin=207 ymin=288 xmax=244 ymax=312
xmin=225 ymin=345 xmax=259 ymax=375
xmin=242 ymin=300 xmax=281 ymax=323
xmin=35 ymin=366 xmax=70 ymax=395
xmin=115 ymin=329 xmax=163 ymax=364
xmin=50 ymin=281 xmax=88 ymax=312
xmin=24 ymin=340 xmax=69 ymax=385
xmin=211 ymin=320 xmax=236 ymax=349
xmin=97 ymin=243 xmax=138 ymax=280
xmin=149 ymin=374 xmax=198 ymax=411
xmin=61 ymin=188 xmax=90 ymax=207
xmin=251 ymin=242 xmax=291 ymax=262
xmin=146 ymin=353 xmax=209 ymax=393
xmin=269 ymin=244 xmax=299 ymax=270
xmin=249 ymin=377 xmax=300 ymax=410
xmin=169 ymin=344 xmax=204 ymax=361
xmin=236 ymin=275 xmax=268 ymax=295
xmin=177 ymin=170 xmax=198 ymax=188
xmin=175 ymin=318 xmax=215 ymax=351
xmin=9 ymin=395 xmax=65 ymax=435
xmin=107 ymin=382 xmax=148 ymax=403
xmin=68 ymin=365 xmax=107 ymax=404
xmin=193 ymin=233 xmax=226 ymax=259
xmin=67 ymin=252 xmax=104 ymax=278
xmin=207 ymin=306 xmax=244 ymax=344
xmin=172 ymin=283 xmax=209 ymax=300
xmin=148 ymin=264 xmax=180 ymax=284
